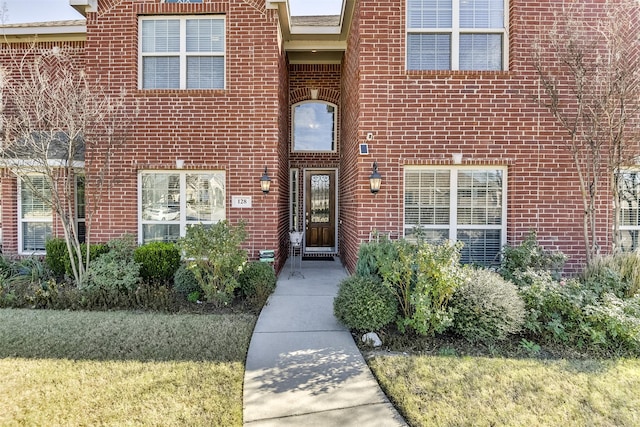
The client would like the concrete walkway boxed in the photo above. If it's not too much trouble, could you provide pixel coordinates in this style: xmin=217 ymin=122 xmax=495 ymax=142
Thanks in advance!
xmin=243 ymin=258 xmax=407 ymax=426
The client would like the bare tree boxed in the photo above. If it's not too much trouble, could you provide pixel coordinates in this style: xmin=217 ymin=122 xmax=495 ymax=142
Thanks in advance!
xmin=0 ymin=45 xmax=137 ymax=283
xmin=0 ymin=1 xmax=8 ymax=25
xmin=532 ymin=0 xmax=640 ymax=264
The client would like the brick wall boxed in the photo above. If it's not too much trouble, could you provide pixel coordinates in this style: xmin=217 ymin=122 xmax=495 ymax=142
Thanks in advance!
xmin=81 ymin=0 xmax=283 ymax=260
xmin=1 ymin=0 xmax=632 ymax=275
xmin=343 ymin=0 xmax=618 ymax=273
xmin=339 ymin=0 xmax=363 ymax=271
xmin=0 ymin=41 xmax=86 ymax=255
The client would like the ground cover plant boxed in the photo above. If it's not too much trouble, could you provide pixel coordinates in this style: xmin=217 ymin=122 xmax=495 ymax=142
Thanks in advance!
xmin=0 ymin=225 xmax=274 ymax=313
xmin=0 ymin=308 xmax=256 ymax=426
xmin=338 ymin=232 xmax=640 ymax=425
xmin=339 ymin=232 xmax=640 ymax=356
xmin=0 ymin=224 xmax=276 ymax=426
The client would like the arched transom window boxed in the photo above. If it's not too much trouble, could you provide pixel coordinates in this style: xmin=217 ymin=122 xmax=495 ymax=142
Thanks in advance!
xmin=292 ymin=101 xmax=337 ymax=152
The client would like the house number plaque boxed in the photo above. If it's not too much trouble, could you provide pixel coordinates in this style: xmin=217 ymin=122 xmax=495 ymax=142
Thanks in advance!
xmin=232 ymin=196 xmax=252 ymax=208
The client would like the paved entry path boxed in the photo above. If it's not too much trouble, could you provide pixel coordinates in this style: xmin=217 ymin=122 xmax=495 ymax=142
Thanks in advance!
xmin=243 ymin=258 xmax=407 ymax=426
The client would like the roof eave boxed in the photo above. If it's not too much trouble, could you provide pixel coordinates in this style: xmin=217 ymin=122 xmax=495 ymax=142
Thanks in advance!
xmin=0 ymin=21 xmax=86 ymax=42
xmin=70 ymin=0 xmax=98 ymax=17
xmin=267 ymin=0 xmax=355 ymax=64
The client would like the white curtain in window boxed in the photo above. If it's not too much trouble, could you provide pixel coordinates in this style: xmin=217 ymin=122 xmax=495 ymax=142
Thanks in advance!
xmin=186 ymin=19 xmax=224 ymax=52
xmin=404 ymin=168 xmax=504 ymax=266
xmin=142 ymin=20 xmax=180 ymax=53
xmin=141 ymin=17 xmax=225 ymax=89
xmin=20 ymin=176 xmax=52 ymax=252
xmin=407 ymin=34 xmax=451 ymax=70
xmin=407 ymin=0 xmax=452 ymax=28
xmin=459 ymin=34 xmax=502 ymax=70
xmin=187 ymin=57 xmax=224 ymax=89
xmin=460 ymin=0 xmax=504 ymax=29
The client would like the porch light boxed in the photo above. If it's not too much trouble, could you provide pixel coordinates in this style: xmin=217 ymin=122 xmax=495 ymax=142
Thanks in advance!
xmin=369 ymin=161 xmax=382 ymax=194
xmin=260 ymin=167 xmax=272 ymax=194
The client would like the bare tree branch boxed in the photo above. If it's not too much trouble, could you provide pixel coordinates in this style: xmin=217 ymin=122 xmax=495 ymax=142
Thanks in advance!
xmin=0 ymin=44 xmax=138 ymax=283
xmin=532 ymin=0 xmax=640 ymax=263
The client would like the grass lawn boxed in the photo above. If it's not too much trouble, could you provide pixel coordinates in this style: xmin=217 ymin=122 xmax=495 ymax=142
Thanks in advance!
xmin=5 ymin=308 xmax=640 ymax=427
xmin=369 ymin=354 xmax=640 ymax=427
xmin=0 ymin=308 xmax=256 ymax=426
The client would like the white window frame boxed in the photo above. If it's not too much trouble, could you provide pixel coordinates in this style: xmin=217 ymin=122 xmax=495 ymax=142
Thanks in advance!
xmin=18 ymin=175 xmax=52 ymax=255
xmin=406 ymin=0 xmax=509 ymax=71
xmin=403 ymin=165 xmax=507 ymax=265
xmin=292 ymin=101 xmax=338 ymax=153
xmin=138 ymin=170 xmax=226 ymax=244
xmin=290 ymin=168 xmax=300 ymax=231
xmin=617 ymin=168 xmax=640 ymax=251
xmin=75 ymin=175 xmax=86 ymax=243
xmin=138 ymin=15 xmax=226 ymax=90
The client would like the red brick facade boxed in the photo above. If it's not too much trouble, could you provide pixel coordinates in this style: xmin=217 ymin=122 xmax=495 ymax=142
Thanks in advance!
xmin=1 ymin=0 xmax=634 ymax=274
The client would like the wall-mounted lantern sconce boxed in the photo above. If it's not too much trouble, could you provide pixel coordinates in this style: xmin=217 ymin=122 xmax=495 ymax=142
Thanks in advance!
xmin=369 ymin=161 xmax=382 ymax=194
xmin=260 ymin=167 xmax=272 ymax=194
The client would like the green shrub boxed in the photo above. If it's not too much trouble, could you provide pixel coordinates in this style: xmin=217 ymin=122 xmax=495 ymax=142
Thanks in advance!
xmin=0 ymin=255 xmax=11 ymax=277
xmin=134 ymin=241 xmax=181 ymax=285
xmin=355 ymin=234 xmax=397 ymax=278
xmin=131 ymin=283 xmax=175 ymax=311
xmin=516 ymin=269 xmax=593 ymax=345
xmin=581 ymin=252 xmax=640 ymax=298
xmin=499 ymin=231 xmax=567 ymax=285
xmin=238 ymin=261 xmax=276 ymax=310
xmin=451 ymin=268 xmax=526 ymax=344
xmin=45 ymin=238 xmax=68 ymax=278
xmin=334 ymin=275 xmax=398 ymax=331
xmin=584 ymin=294 xmax=640 ymax=355
xmin=376 ymin=239 xmax=464 ymax=336
xmin=8 ymin=257 xmax=51 ymax=287
xmin=45 ymin=238 xmax=109 ymax=281
xmin=177 ymin=221 xmax=248 ymax=307
xmin=82 ymin=235 xmax=141 ymax=300
xmin=408 ymin=241 xmax=464 ymax=335
xmin=358 ymin=237 xmax=465 ymax=336
xmin=173 ymin=264 xmax=201 ymax=298
xmin=0 ymin=258 xmax=53 ymax=308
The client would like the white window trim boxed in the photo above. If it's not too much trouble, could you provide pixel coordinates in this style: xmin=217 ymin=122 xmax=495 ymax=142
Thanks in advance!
xmin=137 ymin=170 xmax=226 ymax=244
xmin=290 ymin=168 xmax=299 ymax=231
xmin=403 ymin=165 xmax=507 ymax=256
xmin=406 ymin=0 xmax=509 ymax=71
xmin=291 ymin=100 xmax=338 ymax=153
xmin=18 ymin=175 xmax=52 ymax=255
xmin=138 ymin=15 xmax=226 ymax=90
xmin=75 ymin=175 xmax=85 ymax=243
xmin=618 ymin=168 xmax=640 ymax=249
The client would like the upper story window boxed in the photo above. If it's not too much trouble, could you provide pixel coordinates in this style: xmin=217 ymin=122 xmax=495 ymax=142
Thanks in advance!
xmin=292 ymin=101 xmax=337 ymax=152
xmin=139 ymin=16 xmax=225 ymax=89
xmin=407 ymin=0 xmax=508 ymax=71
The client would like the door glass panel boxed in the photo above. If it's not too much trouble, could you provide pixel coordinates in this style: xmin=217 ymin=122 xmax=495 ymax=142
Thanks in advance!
xmin=310 ymin=174 xmax=330 ymax=223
